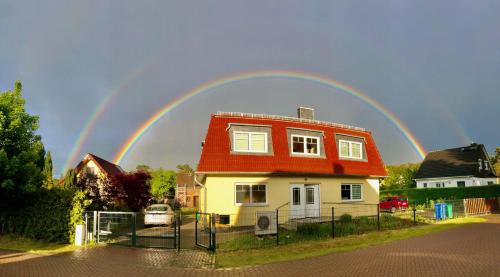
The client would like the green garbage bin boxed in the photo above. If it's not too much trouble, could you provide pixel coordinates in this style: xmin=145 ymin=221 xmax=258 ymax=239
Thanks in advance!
xmin=446 ymin=204 xmax=453 ymax=219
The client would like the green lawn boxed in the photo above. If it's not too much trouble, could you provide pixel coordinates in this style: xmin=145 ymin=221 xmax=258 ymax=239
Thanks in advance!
xmin=215 ymin=217 xmax=486 ymax=268
xmin=0 ymin=234 xmax=95 ymax=255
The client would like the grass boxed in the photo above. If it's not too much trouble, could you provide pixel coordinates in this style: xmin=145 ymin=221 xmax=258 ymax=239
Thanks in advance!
xmin=0 ymin=234 xmax=96 ymax=255
xmin=215 ymin=216 xmax=486 ymax=268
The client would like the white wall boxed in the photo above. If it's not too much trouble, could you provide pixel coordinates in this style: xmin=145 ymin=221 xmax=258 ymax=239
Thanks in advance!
xmin=416 ymin=177 xmax=497 ymax=189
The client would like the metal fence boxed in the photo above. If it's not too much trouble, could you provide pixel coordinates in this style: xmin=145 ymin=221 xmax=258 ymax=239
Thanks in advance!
xmin=83 ymin=211 xmax=181 ymax=249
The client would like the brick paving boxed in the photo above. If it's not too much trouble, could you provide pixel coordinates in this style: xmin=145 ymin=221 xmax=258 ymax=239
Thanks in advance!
xmin=1 ymin=214 xmax=499 ymax=276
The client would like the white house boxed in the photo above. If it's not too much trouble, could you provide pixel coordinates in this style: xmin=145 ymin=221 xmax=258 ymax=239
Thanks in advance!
xmin=415 ymin=143 xmax=498 ymax=189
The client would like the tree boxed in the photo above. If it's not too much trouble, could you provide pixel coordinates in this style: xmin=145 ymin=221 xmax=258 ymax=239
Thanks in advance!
xmin=381 ymin=163 xmax=421 ymax=190
xmin=136 ymin=164 xmax=151 ymax=172
xmin=176 ymin=164 xmax=194 ymax=174
xmin=104 ymin=171 xmax=152 ymax=211
xmin=150 ymin=168 xmax=176 ymax=200
xmin=492 ymin=147 xmax=500 ymax=175
xmin=63 ymin=169 xmax=77 ymax=189
xmin=0 ymin=81 xmax=45 ymax=211
xmin=43 ymin=151 xmax=53 ymax=188
xmin=75 ymin=169 xmax=105 ymax=210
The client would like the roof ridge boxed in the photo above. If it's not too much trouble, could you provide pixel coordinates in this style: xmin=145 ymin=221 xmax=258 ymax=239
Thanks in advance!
xmin=214 ymin=111 xmax=366 ymax=132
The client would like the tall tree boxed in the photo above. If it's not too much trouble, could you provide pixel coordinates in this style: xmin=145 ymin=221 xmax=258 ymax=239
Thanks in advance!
xmin=176 ymin=164 xmax=194 ymax=174
xmin=63 ymin=169 xmax=77 ymax=189
xmin=43 ymin=151 xmax=53 ymax=188
xmin=150 ymin=168 xmax=176 ymax=200
xmin=0 ymin=81 xmax=45 ymax=210
xmin=104 ymin=171 xmax=152 ymax=211
xmin=492 ymin=147 xmax=500 ymax=175
xmin=381 ymin=163 xmax=421 ymax=190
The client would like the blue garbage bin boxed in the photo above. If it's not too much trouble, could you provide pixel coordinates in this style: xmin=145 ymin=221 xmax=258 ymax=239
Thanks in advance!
xmin=434 ymin=203 xmax=447 ymax=220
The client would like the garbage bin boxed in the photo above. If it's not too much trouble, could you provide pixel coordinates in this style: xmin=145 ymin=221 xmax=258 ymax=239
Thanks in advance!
xmin=434 ymin=203 xmax=447 ymax=221
xmin=446 ymin=203 xmax=453 ymax=219
xmin=434 ymin=203 xmax=442 ymax=220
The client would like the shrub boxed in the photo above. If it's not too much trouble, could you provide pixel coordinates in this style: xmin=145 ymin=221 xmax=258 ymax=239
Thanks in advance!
xmin=339 ymin=214 xmax=352 ymax=223
xmin=336 ymin=223 xmax=358 ymax=236
xmin=380 ymin=185 xmax=500 ymax=203
xmin=0 ymin=187 xmax=91 ymax=243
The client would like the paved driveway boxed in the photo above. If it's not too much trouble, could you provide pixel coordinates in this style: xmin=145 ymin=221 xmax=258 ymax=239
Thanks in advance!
xmin=1 ymin=214 xmax=499 ymax=276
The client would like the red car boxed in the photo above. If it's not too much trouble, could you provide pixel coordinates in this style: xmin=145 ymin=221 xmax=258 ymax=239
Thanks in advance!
xmin=379 ymin=196 xmax=409 ymax=213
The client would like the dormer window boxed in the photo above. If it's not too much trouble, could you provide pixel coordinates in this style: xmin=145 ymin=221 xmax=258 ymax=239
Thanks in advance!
xmin=291 ymin=135 xmax=320 ymax=155
xmin=234 ymin=131 xmax=268 ymax=153
xmin=339 ymin=140 xmax=363 ymax=160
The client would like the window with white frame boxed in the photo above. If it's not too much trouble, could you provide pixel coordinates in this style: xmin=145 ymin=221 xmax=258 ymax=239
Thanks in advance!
xmin=233 ymin=132 xmax=267 ymax=153
xmin=292 ymin=135 xmax=320 ymax=155
xmin=235 ymin=184 xmax=267 ymax=205
xmin=341 ymin=184 xmax=362 ymax=201
xmin=339 ymin=140 xmax=363 ymax=159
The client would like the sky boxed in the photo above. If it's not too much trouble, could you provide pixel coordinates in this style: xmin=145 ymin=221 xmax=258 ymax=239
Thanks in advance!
xmin=1 ymin=0 xmax=499 ymax=175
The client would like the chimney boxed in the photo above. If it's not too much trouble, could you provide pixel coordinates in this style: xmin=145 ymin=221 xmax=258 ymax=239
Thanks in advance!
xmin=297 ymin=107 xmax=315 ymax=120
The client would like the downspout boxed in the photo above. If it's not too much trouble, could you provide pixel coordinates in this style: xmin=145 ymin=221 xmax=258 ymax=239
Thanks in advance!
xmin=194 ymin=173 xmax=207 ymax=213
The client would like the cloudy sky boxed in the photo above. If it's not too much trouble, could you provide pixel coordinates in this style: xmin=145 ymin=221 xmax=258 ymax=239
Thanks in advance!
xmin=1 ymin=0 xmax=499 ymax=175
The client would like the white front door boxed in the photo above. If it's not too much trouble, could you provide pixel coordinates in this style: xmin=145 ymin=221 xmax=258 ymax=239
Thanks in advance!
xmin=290 ymin=184 xmax=320 ymax=219
xmin=305 ymin=185 xmax=320 ymax=218
xmin=290 ymin=184 xmax=305 ymax=219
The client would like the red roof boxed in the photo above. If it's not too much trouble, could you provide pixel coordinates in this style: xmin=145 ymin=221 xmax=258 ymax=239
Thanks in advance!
xmin=197 ymin=113 xmax=387 ymax=177
xmin=75 ymin=153 xmax=124 ymax=177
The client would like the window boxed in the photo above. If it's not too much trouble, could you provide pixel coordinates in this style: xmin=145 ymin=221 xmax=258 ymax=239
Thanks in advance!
xmin=341 ymin=184 xmax=362 ymax=201
xmin=292 ymin=187 xmax=301 ymax=205
xmin=339 ymin=140 xmax=363 ymax=159
xmin=234 ymin=132 xmax=267 ymax=153
xmin=235 ymin=184 xmax=267 ymax=205
xmin=457 ymin=181 xmax=465 ymax=188
xmin=292 ymin=135 xmax=320 ymax=155
xmin=306 ymin=187 xmax=315 ymax=204
xmin=423 ymin=183 xmax=427 ymax=188
xmin=488 ymin=181 xmax=494 ymax=186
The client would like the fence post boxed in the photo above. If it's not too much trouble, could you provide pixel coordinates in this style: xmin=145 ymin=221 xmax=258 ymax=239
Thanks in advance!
xmin=131 ymin=213 xmax=137 ymax=247
xmin=84 ymin=213 xmax=88 ymax=245
xmin=93 ymin=211 xmax=97 ymax=242
xmin=377 ymin=205 xmax=380 ymax=231
xmin=177 ymin=214 xmax=181 ymax=252
xmin=210 ymin=213 xmax=216 ymax=252
xmin=331 ymin=207 xmax=335 ymax=239
xmin=276 ymin=209 xmax=279 ymax=246
xmin=413 ymin=204 xmax=417 ymax=225
xmin=195 ymin=212 xmax=198 ymax=246
xmin=97 ymin=211 xmax=100 ymax=244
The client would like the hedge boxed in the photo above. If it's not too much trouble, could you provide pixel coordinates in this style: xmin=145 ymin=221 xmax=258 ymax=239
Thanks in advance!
xmin=0 ymin=188 xmax=90 ymax=243
xmin=380 ymin=185 xmax=500 ymax=203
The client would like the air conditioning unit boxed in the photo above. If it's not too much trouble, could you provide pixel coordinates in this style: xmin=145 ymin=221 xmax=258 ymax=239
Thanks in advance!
xmin=255 ymin=211 xmax=277 ymax=235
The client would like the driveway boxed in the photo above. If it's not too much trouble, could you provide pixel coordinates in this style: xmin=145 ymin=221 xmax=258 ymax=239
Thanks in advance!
xmin=1 ymin=214 xmax=499 ymax=276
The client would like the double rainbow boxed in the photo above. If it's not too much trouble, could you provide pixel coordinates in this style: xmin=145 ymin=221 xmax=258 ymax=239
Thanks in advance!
xmin=112 ymin=70 xmax=427 ymax=165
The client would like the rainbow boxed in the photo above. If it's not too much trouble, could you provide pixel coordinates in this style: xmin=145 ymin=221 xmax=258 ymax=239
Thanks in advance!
xmin=113 ymin=70 xmax=427 ymax=165
xmin=62 ymin=61 xmax=159 ymax=173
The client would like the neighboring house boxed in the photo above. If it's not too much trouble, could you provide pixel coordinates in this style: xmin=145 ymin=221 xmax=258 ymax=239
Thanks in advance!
xmin=195 ymin=108 xmax=387 ymax=226
xmin=414 ymin=143 xmax=498 ymax=189
xmin=175 ymin=173 xmax=200 ymax=208
xmin=75 ymin=153 xmax=124 ymax=192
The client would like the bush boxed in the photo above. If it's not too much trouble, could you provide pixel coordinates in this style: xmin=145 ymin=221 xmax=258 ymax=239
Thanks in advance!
xmin=336 ymin=223 xmax=358 ymax=236
xmin=0 ymin=188 xmax=91 ymax=243
xmin=339 ymin=214 xmax=352 ymax=223
xmin=296 ymin=223 xmax=322 ymax=237
xmin=380 ymin=185 xmax=500 ymax=203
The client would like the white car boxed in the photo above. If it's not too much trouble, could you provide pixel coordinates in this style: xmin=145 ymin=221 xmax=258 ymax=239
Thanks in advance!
xmin=144 ymin=204 xmax=175 ymax=226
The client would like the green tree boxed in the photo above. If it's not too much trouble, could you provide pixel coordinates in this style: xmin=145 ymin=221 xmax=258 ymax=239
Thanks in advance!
xmin=150 ymin=168 xmax=176 ymax=200
xmin=63 ymin=169 xmax=77 ymax=189
xmin=176 ymin=164 xmax=194 ymax=174
xmin=492 ymin=147 xmax=500 ymax=175
xmin=43 ymin=151 xmax=53 ymax=188
xmin=0 ymin=81 xmax=45 ymax=211
xmin=381 ymin=163 xmax=420 ymax=190
xmin=136 ymin=164 xmax=151 ymax=172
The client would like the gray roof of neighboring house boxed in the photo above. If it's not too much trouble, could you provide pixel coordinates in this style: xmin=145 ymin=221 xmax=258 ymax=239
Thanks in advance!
xmin=415 ymin=143 xmax=497 ymax=179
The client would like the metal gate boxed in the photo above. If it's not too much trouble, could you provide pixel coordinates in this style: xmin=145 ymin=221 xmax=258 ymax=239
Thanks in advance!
xmin=85 ymin=211 xmax=180 ymax=249
xmin=195 ymin=212 xmax=215 ymax=251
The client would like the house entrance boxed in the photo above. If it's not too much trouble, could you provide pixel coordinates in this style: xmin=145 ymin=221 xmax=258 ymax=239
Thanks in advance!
xmin=290 ymin=184 xmax=320 ymax=219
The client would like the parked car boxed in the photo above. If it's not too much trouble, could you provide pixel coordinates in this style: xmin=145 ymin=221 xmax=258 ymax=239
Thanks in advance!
xmin=379 ymin=196 xmax=409 ymax=213
xmin=144 ymin=204 xmax=175 ymax=226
